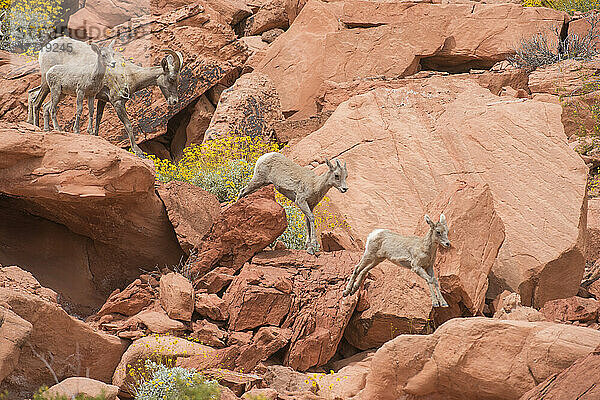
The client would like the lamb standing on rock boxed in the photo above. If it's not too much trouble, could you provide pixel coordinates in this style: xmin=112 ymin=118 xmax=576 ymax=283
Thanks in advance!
xmin=44 ymin=43 xmax=116 ymax=134
xmin=237 ymin=152 xmax=348 ymax=254
xmin=343 ymin=214 xmax=450 ymax=308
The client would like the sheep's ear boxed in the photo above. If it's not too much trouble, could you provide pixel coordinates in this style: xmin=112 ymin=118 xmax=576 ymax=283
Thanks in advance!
xmin=90 ymin=43 xmax=100 ymax=53
xmin=343 ymin=160 xmax=347 ymax=169
xmin=161 ymin=56 xmax=169 ymax=73
xmin=325 ymin=158 xmax=334 ymax=170
xmin=424 ymin=214 xmax=434 ymax=227
xmin=107 ymin=39 xmax=116 ymax=50
xmin=439 ymin=213 xmax=446 ymax=224
xmin=336 ymin=159 xmax=342 ymax=169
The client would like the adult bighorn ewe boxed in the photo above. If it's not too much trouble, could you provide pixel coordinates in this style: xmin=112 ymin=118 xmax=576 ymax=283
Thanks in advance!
xmin=29 ymin=36 xmax=183 ymax=156
xmin=44 ymin=43 xmax=116 ymax=134
xmin=343 ymin=214 xmax=450 ymax=308
xmin=237 ymin=152 xmax=348 ymax=254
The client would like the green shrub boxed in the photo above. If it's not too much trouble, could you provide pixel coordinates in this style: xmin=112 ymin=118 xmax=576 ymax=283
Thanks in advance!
xmin=508 ymin=12 xmax=600 ymax=69
xmin=32 ymin=388 xmax=107 ymax=400
xmin=131 ymin=360 xmax=220 ymax=400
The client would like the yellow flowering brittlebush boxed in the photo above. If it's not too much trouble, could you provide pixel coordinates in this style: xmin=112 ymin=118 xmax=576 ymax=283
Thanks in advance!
xmin=148 ymin=135 xmax=350 ymax=249
xmin=523 ymin=0 xmax=600 ymax=14
xmin=1 ymin=0 xmax=66 ymax=55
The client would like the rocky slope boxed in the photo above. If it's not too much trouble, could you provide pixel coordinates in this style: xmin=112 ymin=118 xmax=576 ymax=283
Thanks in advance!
xmin=1 ymin=0 xmax=600 ymax=399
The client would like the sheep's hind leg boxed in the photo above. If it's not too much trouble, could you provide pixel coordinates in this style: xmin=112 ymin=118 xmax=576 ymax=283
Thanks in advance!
xmin=349 ymin=257 xmax=383 ymax=295
xmin=295 ymin=198 xmax=317 ymax=255
xmin=87 ymin=97 xmax=95 ymax=135
xmin=49 ymin=90 xmax=61 ymax=132
xmin=94 ymin=99 xmax=106 ymax=136
xmin=412 ymin=263 xmax=441 ymax=308
xmin=74 ymin=91 xmax=84 ymax=134
xmin=33 ymin=84 xmax=50 ymax=127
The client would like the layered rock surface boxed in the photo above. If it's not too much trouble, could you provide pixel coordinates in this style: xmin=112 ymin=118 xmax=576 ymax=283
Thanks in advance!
xmin=0 ymin=124 xmax=183 ymax=311
xmin=289 ymin=76 xmax=587 ymax=308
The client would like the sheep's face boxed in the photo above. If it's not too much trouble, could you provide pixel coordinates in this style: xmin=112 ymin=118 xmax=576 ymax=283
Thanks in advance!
xmin=99 ymin=47 xmax=116 ymax=68
xmin=91 ymin=42 xmax=116 ymax=68
xmin=326 ymin=158 xmax=348 ymax=193
xmin=159 ymin=54 xmax=181 ymax=106
xmin=425 ymin=214 xmax=450 ymax=248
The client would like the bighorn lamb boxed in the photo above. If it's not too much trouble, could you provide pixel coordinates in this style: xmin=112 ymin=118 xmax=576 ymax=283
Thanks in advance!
xmin=44 ymin=43 xmax=116 ymax=134
xmin=343 ymin=214 xmax=450 ymax=308
xmin=238 ymin=152 xmax=348 ymax=254
xmin=29 ymin=37 xmax=183 ymax=156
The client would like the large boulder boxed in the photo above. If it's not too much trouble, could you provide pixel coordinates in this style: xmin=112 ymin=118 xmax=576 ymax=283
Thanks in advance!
xmin=355 ymin=317 xmax=600 ymax=400
xmin=44 ymin=378 xmax=119 ymax=400
xmin=204 ymin=72 xmax=284 ymax=141
xmin=223 ymin=250 xmax=360 ymax=370
xmin=0 ymin=267 xmax=127 ymax=399
xmin=519 ymin=344 xmax=600 ymax=400
xmin=345 ymin=180 xmax=505 ymax=349
xmin=288 ymin=76 xmax=587 ymax=308
xmin=190 ymin=186 xmax=287 ymax=276
xmin=253 ymin=0 xmax=567 ymax=117
xmin=156 ymin=181 xmax=221 ymax=253
xmin=587 ymin=198 xmax=600 ymax=263
xmin=159 ymin=273 xmax=195 ymax=321
xmin=0 ymin=307 xmax=32 ymax=384
xmin=0 ymin=125 xmax=183 ymax=313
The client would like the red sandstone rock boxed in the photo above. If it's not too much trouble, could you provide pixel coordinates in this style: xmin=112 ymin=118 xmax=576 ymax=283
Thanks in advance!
xmin=0 ymin=268 xmax=127 ymax=399
xmin=160 ymin=272 xmax=195 ymax=321
xmin=197 ymin=267 xmax=236 ymax=293
xmin=224 ymin=250 xmax=360 ymax=370
xmin=0 ymin=306 xmax=32 ymax=383
xmin=195 ymin=293 xmax=229 ymax=321
xmin=190 ymin=186 xmax=287 ymax=276
xmin=44 ymin=378 xmax=119 ymax=400
xmin=519 ymin=344 xmax=600 ymax=400
xmin=95 ymin=279 xmax=155 ymax=318
xmin=191 ymin=319 xmax=228 ymax=347
xmin=0 ymin=125 xmax=184 ymax=313
xmin=254 ymin=0 xmax=567 ymax=117
xmin=289 ymin=76 xmax=587 ymax=309
xmin=355 ymin=317 xmax=600 ymax=400
xmin=157 ymin=181 xmax=221 ymax=253
xmin=204 ymin=72 xmax=284 ymax=141
xmin=541 ymin=296 xmax=600 ymax=323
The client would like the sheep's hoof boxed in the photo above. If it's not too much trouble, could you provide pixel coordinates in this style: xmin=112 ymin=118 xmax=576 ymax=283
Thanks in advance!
xmin=439 ymin=300 xmax=449 ymax=308
xmin=306 ymin=247 xmax=315 ymax=255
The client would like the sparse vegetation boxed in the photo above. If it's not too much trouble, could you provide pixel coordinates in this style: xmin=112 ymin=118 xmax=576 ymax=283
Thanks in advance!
xmin=508 ymin=12 xmax=600 ymax=69
xmin=32 ymin=388 xmax=107 ymax=400
xmin=524 ymin=0 xmax=600 ymax=14
xmin=130 ymin=360 xmax=220 ymax=400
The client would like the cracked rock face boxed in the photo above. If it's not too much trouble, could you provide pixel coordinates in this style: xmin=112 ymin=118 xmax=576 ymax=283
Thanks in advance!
xmin=0 ymin=124 xmax=184 ymax=313
xmin=223 ymin=249 xmax=360 ymax=371
xmin=354 ymin=317 xmax=600 ymax=400
xmin=289 ymin=76 xmax=587 ymax=309
xmin=253 ymin=0 xmax=567 ymax=117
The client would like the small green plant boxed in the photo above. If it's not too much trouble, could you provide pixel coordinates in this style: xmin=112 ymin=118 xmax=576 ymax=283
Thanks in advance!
xmin=33 ymin=387 xmax=107 ymax=400
xmin=508 ymin=12 xmax=600 ymax=69
xmin=131 ymin=359 xmax=220 ymax=400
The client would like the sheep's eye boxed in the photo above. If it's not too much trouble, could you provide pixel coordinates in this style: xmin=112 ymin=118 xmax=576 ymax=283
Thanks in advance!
xmin=335 ymin=174 xmax=340 ymax=180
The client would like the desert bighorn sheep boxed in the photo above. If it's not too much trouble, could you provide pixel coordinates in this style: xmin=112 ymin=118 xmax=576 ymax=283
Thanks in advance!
xmin=43 ymin=43 xmax=116 ymax=134
xmin=29 ymin=37 xmax=183 ymax=156
xmin=237 ymin=152 xmax=348 ymax=254
xmin=343 ymin=214 xmax=450 ymax=308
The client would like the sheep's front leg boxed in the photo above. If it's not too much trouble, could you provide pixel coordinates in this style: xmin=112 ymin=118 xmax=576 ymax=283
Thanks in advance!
xmin=87 ymin=97 xmax=95 ymax=135
xmin=114 ymin=99 xmax=143 ymax=156
xmin=412 ymin=263 xmax=442 ymax=308
xmin=237 ymin=177 xmax=265 ymax=200
xmin=74 ymin=91 xmax=84 ymax=134
xmin=304 ymin=215 xmax=313 ymax=248
xmin=33 ymin=84 xmax=50 ymax=127
xmin=427 ymin=265 xmax=448 ymax=307
xmin=295 ymin=198 xmax=317 ymax=255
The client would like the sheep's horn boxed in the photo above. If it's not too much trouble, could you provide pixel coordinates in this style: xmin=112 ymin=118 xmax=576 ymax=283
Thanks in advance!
xmin=161 ymin=49 xmax=183 ymax=73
